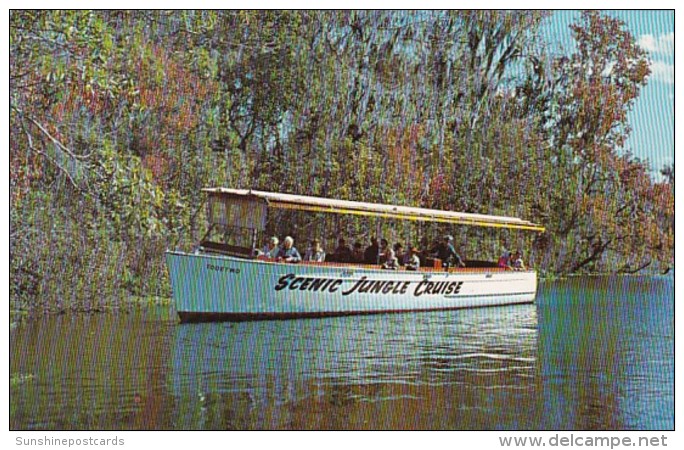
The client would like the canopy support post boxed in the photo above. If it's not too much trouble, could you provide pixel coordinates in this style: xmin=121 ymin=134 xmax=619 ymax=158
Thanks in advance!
xmin=251 ymin=228 xmax=258 ymax=255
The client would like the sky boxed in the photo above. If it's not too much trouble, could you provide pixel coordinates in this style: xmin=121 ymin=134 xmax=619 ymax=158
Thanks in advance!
xmin=542 ymin=10 xmax=674 ymax=180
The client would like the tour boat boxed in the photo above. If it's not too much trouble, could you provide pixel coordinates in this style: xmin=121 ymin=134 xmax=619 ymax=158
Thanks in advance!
xmin=165 ymin=188 xmax=545 ymax=322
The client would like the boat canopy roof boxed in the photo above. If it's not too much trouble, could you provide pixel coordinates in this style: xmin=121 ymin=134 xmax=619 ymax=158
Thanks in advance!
xmin=202 ymin=188 xmax=545 ymax=232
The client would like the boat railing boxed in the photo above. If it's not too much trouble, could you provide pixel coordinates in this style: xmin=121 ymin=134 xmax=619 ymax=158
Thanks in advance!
xmin=251 ymin=256 xmax=513 ymax=273
xmin=196 ymin=245 xmax=517 ymax=274
xmin=199 ymin=240 xmax=255 ymax=258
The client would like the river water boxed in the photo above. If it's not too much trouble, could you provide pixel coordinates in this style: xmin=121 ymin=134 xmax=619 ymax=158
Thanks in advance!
xmin=10 ymin=275 xmax=673 ymax=430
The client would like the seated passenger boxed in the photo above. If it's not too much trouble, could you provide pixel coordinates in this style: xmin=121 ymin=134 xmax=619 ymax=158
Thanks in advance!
xmin=379 ymin=238 xmax=390 ymax=261
xmin=276 ymin=236 xmax=302 ymax=263
xmin=382 ymin=248 xmax=400 ymax=270
xmin=333 ymin=238 xmax=353 ymax=263
xmin=262 ymin=236 xmax=280 ymax=259
xmin=498 ymin=251 xmax=511 ymax=268
xmin=511 ymin=250 xmax=526 ymax=271
xmin=304 ymin=239 xmax=326 ymax=262
xmin=405 ymin=247 xmax=420 ymax=271
xmin=394 ymin=243 xmax=405 ymax=266
xmin=432 ymin=235 xmax=466 ymax=269
xmin=418 ymin=237 xmax=430 ymax=267
xmin=352 ymin=242 xmax=364 ymax=263
xmin=364 ymin=237 xmax=380 ymax=264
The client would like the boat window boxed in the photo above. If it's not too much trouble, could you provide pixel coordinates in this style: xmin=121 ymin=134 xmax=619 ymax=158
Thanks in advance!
xmin=208 ymin=195 xmax=266 ymax=231
xmin=201 ymin=194 xmax=267 ymax=256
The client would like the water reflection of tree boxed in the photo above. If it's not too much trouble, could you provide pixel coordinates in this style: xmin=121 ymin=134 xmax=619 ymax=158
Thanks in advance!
xmin=537 ymin=278 xmax=626 ymax=430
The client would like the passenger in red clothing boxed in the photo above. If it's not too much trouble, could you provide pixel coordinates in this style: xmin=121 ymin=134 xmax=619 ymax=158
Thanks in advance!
xmin=498 ymin=251 xmax=511 ymax=268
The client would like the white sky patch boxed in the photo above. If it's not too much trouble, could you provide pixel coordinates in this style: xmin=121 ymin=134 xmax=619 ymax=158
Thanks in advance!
xmin=648 ymin=60 xmax=674 ymax=84
xmin=638 ymin=33 xmax=675 ymax=85
xmin=601 ymin=61 xmax=615 ymax=77
xmin=637 ymin=32 xmax=674 ymax=55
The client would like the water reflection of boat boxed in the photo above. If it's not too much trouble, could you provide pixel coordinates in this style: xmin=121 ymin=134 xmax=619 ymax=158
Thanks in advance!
xmin=166 ymin=189 xmax=545 ymax=322
xmin=168 ymin=307 xmax=538 ymax=429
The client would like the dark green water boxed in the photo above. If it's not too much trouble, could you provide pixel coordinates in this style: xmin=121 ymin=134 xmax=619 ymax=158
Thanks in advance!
xmin=10 ymin=275 xmax=673 ymax=430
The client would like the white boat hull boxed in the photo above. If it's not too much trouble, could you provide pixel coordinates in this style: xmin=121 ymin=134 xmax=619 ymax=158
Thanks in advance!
xmin=166 ymin=251 xmax=538 ymax=322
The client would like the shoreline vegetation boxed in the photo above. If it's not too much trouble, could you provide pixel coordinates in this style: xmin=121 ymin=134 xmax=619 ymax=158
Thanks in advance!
xmin=10 ymin=11 xmax=673 ymax=313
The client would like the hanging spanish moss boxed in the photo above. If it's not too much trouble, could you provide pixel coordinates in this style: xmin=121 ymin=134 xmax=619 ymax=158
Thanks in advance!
xmin=10 ymin=11 xmax=673 ymax=310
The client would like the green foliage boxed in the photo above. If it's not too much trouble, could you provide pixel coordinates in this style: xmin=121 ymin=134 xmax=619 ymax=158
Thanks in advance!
xmin=10 ymin=373 xmax=36 ymax=388
xmin=94 ymin=143 xmax=165 ymax=238
xmin=9 ymin=10 xmax=674 ymax=311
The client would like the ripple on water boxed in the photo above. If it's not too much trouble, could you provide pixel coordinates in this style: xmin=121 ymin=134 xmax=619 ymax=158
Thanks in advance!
xmin=10 ymin=276 xmax=673 ymax=429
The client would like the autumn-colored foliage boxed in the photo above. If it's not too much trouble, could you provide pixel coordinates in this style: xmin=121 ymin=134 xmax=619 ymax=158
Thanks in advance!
xmin=10 ymin=10 xmax=673 ymax=311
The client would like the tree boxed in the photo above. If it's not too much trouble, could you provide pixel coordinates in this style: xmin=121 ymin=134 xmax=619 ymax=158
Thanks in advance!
xmin=9 ymin=10 xmax=674 ymax=311
xmin=520 ymin=11 xmax=653 ymax=272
